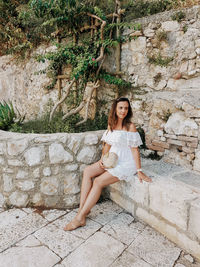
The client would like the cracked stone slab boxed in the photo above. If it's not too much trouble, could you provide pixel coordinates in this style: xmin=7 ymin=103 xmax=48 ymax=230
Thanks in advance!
xmin=0 ymin=209 xmax=27 ymax=228
xmin=101 ymin=213 xmax=145 ymax=245
xmin=127 ymin=226 xmax=181 ymax=267
xmin=41 ymin=209 xmax=68 ymax=222
xmin=60 ymin=231 xmax=125 ymax=267
xmin=87 ymin=200 xmax=123 ymax=225
xmin=110 ymin=250 xmax=152 ymax=267
xmin=0 ymin=246 xmax=60 ymax=267
xmin=172 ymin=171 xmax=200 ymax=191
xmin=0 ymin=212 xmax=47 ymax=252
xmin=53 ymin=211 xmax=102 ymax=240
xmin=15 ymin=235 xmax=41 ymax=247
xmin=142 ymin=159 xmax=185 ymax=177
xmin=34 ymin=223 xmax=84 ymax=258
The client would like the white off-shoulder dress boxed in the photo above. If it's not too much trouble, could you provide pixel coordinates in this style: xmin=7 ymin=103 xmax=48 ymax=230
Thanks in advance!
xmin=101 ymin=130 xmax=143 ymax=182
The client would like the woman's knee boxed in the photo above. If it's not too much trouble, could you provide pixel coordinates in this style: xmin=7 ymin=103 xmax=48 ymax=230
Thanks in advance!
xmin=93 ymin=177 xmax=104 ymax=189
xmin=83 ymin=165 xmax=93 ymax=179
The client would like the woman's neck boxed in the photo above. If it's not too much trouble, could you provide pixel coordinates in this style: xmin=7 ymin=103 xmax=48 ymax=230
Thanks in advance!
xmin=114 ymin=119 xmax=124 ymax=130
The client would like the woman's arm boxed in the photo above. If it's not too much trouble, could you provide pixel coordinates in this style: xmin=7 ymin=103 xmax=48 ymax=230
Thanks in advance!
xmin=131 ymin=147 xmax=152 ymax=183
xmin=129 ymin=123 xmax=152 ymax=183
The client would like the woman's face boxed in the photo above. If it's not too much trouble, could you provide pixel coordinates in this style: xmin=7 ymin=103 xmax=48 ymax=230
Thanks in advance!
xmin=116 ymin=101 xmax=129 ymax=120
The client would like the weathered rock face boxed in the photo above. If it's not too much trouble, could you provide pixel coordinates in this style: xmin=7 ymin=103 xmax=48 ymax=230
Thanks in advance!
xmin=1 ymin=6 xmax=200 ymax=172
xmin=0 ymin=130 xmax=103 ymax=208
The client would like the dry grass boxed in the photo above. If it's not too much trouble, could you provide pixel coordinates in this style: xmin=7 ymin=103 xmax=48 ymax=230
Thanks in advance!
xmin=175 ymin=0 xmax=200 ymax=8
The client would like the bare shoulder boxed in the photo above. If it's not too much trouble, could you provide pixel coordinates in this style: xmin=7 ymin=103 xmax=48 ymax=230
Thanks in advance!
xmin=129 ymin=123 xmax=137 ymax=132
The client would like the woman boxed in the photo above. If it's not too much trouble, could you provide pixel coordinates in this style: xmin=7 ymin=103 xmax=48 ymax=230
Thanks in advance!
xmin=64 ymin=97 xmax=152 ymax=231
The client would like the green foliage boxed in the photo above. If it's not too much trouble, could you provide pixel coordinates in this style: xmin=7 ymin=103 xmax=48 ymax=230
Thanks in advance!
xmin=124 ymin=0 xmax=178 ymax=22
xmin=148 ymin=53 xmax=173 ymax=67
xmin=183 ymin=25 xmax=188 ymax=33
xmin=100 ymin=72 xmax=132 ymax=95
xmin=0 ymin=100 xmax=25 ymax=130
xmin=171 ymin=11 xmax=186 ymax=22
xmin=0 ymin=101 xmax=16 ymax=130
xmin=9 ymin=112 xmax=108 ymax=134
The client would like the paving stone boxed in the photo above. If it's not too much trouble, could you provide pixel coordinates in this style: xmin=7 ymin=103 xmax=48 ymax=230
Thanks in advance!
xmin=175 ymin=264 xmax=186 ymax=267
xmin=101 ymin=212 xmax=145 ymax=245
xmin=0 ymin=209 xmax=27 ymax=228
xmin=184 ymin=254 xmax=194 ymax=263
xmin=15 ymin=235 xmax=41 ymax=247
xmin=22 ymin=208 xmax=34 ymax=214
xmin=53 ymin=211 xmax=102 ymax=240
xmin=110 ymin=250 xmax=151 ymax=267
xmin=41 ymin=209 xmax=68 ymax=222
xmin=60 ymin=231 xmax=125 ymax=267
xmin=0 ymin=246 xmax=60 ymax=267
xmin=0 ymin=212 xmax=47 ymax=252
xmin=127 ymin=226 xmax=181 ymax=267
xmin=34 ymin=223 xmax=84 ymax=258
xmin=87 ymin=200 xmax=123 ymax=225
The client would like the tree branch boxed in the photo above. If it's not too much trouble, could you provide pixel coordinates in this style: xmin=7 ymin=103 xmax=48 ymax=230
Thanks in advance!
xmin=49 ymin=77 xmax=76 ymax=121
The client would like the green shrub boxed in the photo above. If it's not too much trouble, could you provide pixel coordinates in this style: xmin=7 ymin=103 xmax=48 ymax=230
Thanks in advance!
xmin=148 ymin=53 xmax=173 ymax=67
xmin=171 ymin=11 xmax=186 ymax=22
xmin=0 ymin=101 xmax=16 ymax=130
xmin=9 ymin=112 xmax=108 ymax=134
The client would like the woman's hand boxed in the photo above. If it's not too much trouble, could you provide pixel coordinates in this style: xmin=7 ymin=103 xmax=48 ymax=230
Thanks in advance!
xmin=137 ymin=171 xmax=152 ymax=183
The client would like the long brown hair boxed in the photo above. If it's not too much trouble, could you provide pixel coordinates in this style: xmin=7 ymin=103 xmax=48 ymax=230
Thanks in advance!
xmin=108 ymin=97 xmax=133 ymax=131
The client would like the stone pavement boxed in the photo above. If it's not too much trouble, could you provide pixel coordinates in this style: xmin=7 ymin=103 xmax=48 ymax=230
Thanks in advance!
xmin=0 ymin=200 xmax=200 ymax=267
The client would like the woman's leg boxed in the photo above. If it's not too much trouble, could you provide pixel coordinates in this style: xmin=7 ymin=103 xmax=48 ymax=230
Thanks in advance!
xmin=79 ymin=161 xmax=105 ymax=211
xmin=64 ymin=172 xmax=119 ymax=231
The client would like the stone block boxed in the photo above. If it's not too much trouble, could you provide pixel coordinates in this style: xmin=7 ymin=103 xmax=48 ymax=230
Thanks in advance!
xmin=164 ymin=134 xmax=177 ymax=139
xmin=67 ymin=135 xmax=83 ymax=154
xmin=161 ymin=21 xmax=180 ymax=32
xmin=3 ymin=174 xmax=13 ymax=192
xmin=177 ymin=136 xmax=198 ymax=142
xmin=65 ymin=164 xmax=78 ymax=171
xmin=149 ymin=179 xmax=197 ymax=230
xmin=64 ymin=173 xmax=80 ymax=194
xmin=84 ymin=134 xmax=98 ymax=145
xmin=8 ymin=159 xmax=23 ymax=166
xmin=194 ymin=150 xmax=200 ymax=172
xmin=0 ymin=156 xmax=5 ymax=165
xmin=188 ymin=198 xmax=200 ymax=240
xmin=17 ymin=180 xmax=35 ymax=191
xmin=182 ymin=146 xmax=195 ymax=153
xmin=24 ymin=146 xmax=45 ymax=166
xmin=77 ymin=146 xmax=97 ymax=164
xmin=7 ymin=139 xmax=28 ymax=156
xmin=9 ymin=191 xmax=29 ymax=207
xmin=0 ymin=143 xmax=5 ymax=155
xmin=16 ymin=170 xmax=28 ymax=179
xmin=152 ymin=140 xmax=170 ymax=149
xmin=43 ymin=167 xmax=51 ymax=176
xmin=165 ymin=112 xmax=198 ymax=137
xmin=186 ymin=141 xmax=198 ymax=148
xmin=49 ymin=143 xmax=73 ymax=164
xmin=0 ymin=193 xmax=4 ymax=207
xmin=109 ymin=189 xmax=135 ymax=216
xmin=147 ymin=144 xmax=165 ymax=152
xmin=40 ymin=177 xmax=59 ymax=195
xmin=167 ymin=139 xmax=185 ymax=146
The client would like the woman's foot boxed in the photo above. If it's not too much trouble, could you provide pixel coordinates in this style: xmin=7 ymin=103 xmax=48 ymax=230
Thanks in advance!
xmin=63 ymin=217 xmax=86 ymax=231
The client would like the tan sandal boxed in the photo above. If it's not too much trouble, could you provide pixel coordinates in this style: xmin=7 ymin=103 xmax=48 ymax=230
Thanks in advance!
xmin=63 ymin=218 xmax=86 ymax=231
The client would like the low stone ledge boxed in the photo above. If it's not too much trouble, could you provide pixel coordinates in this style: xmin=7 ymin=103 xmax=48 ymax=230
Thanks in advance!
xmin=106 ymin=158 xmax=200 ymax=261
xmin=0 ymin=129 xmax=104 ymax=209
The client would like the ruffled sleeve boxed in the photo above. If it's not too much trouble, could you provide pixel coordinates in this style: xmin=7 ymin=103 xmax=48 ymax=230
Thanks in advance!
xmin=101 ymin=130 xmax=143 ymax=147
xmin=126 ymin=131 xmax=143 ymax=147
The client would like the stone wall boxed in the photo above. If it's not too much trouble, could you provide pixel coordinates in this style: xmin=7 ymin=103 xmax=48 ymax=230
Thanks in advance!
xmin=0 ymin=130 xmax=103 ymax=208
xmin=107 ymin=158 xmax=200 ymax=261
xmin=102 ymin=5 xmax=200 ymax=171
xmin=1 ymin=5 xmax=200 ymax=171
